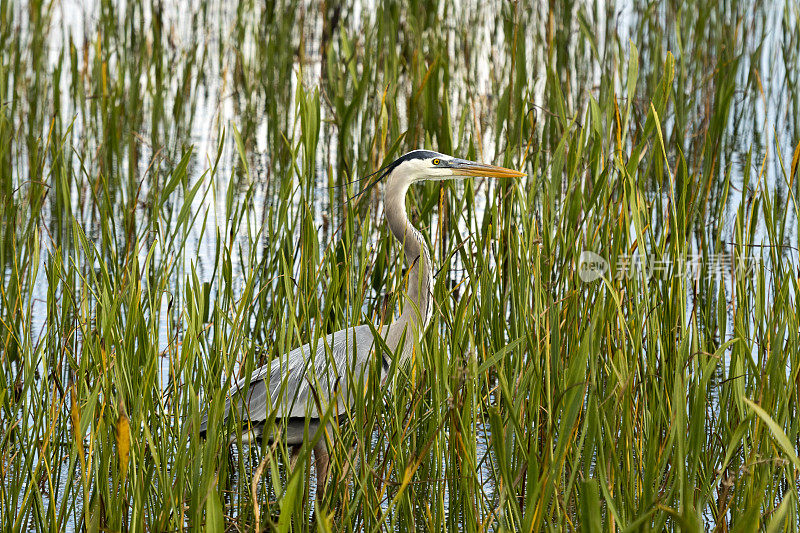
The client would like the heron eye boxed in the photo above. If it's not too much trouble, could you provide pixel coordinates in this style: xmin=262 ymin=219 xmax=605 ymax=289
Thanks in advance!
xmin=432 ymin=158 xmax=440 ymax=165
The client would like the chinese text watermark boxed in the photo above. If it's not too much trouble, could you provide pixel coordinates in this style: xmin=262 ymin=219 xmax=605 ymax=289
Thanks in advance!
xmin=578 ymin=251 xmax=759 ymax=283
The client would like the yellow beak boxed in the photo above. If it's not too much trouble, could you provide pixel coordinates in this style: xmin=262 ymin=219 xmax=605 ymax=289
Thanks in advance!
xmin=452 ymin=161 xmax=527 ymax=178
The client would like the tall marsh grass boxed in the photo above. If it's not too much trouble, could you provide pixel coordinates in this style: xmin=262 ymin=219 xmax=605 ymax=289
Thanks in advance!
xmin=1 ymin=0 xmax=799 ymax=530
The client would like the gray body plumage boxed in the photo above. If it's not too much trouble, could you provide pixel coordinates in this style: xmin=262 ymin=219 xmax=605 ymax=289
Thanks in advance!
xmin=200 ymin=290 xmax=423 ymax=438
xmin=221 ymin=325 xmax=382 ymax=425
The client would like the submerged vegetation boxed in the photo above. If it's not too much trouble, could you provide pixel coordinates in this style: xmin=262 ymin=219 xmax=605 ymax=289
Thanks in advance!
xmin=1 ymin=0 xmax=799 ymax=530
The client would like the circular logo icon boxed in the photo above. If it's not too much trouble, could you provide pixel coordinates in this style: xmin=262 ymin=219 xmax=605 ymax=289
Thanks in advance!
xmin=578 ymin=251 xmax=609 ymax=283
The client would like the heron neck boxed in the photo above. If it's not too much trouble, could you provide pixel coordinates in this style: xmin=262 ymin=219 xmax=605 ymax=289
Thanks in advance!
xmin=383 ymin=177 xmax=433 ymax=360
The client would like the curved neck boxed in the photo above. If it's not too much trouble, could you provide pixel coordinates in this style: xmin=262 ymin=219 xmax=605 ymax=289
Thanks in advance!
xmin=382 ymin=176 xmax=433 ymax=359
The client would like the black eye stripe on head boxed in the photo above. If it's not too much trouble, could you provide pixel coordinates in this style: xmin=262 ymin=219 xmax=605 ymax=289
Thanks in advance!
xmin=382 ymin=150 xmax=442 ymax=175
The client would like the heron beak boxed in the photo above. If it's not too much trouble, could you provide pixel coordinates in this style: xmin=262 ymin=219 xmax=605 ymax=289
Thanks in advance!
xmin=451 ymin=160 xmax=526 ymax=179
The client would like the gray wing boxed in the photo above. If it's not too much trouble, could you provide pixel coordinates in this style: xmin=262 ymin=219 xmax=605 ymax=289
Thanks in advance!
xmin=202 ymin=325 xmax=380 ymax=432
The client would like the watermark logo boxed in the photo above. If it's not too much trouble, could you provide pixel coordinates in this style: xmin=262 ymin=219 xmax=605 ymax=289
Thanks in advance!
xmin=578 ymin=251 xmax=609 ymax=282
xmin=578 ymin=251 xmax=759 ymax=283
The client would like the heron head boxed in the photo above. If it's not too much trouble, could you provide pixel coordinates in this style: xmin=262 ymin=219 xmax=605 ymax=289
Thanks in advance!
xmin=384 ymin=150 xmax=526 ymax=186
xmin=351 ymin=150 xmax=525 ymax=204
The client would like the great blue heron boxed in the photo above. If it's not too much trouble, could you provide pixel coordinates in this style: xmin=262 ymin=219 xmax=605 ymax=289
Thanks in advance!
xmin=199 ymin=150 xmax=525 ymax=496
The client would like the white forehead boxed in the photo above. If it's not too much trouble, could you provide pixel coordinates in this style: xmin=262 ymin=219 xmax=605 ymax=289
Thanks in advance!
xmin=396 ymin=157 xmax=433 ymax=173
xmin=391 ymin=157 xmax=436 ymax=184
